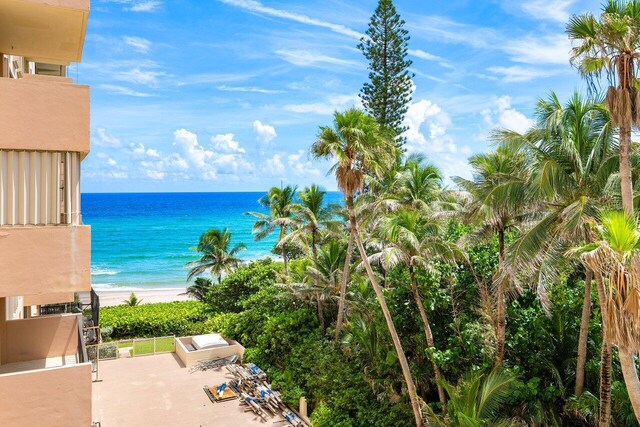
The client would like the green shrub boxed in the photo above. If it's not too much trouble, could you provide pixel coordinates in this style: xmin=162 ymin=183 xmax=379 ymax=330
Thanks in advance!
xmin=205 ymin=258 xmax=280 ymax=313
xmin=100 ymin=301 xmax=208 ymax=339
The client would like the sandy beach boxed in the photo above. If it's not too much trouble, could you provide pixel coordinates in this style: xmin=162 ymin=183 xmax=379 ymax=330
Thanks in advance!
xmin=79 ymin=288 xmax=192 ymax=307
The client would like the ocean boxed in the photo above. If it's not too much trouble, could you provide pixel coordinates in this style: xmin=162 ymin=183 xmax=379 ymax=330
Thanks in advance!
xmin=83 ymin=192 xmax=342 ymax=291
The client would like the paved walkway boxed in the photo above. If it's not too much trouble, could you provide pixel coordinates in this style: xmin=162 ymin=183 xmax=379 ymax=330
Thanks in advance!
xmin=92 ymin=353 xmax=273 ymax=426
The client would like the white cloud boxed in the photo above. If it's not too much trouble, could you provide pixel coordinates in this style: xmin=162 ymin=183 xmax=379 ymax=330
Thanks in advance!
xmin=503 ymin=34 xmax=571 ymax=65
xmin=411 ymin=16 xmax=571 ymax=65
xmin=171 ymin=129 xmax=254 ymax=180
xmin=263 ymin=154 xmax=285 ymax=175
xmin=409 ymin=49 xmax=443 ymax=62
xmin=115 ymin=67 xmax=165 ymax=87
xmin=122 ymin=36 xmax=152 ymax=53
xmin=92 ymin=152 xmax=129 ymax=179
xmin=219 ymin=0 xmax=362 ymax=39
xmin=522 ymin=0 xmax=575 ymax=23
xmin=93 ymin=128 xmax=122 ymax=148
xmin=486 ymin=65 xmax=559 ymax=82
xmin=403 ymin=99 xmax=457 ymax=154
xmin=98 ymin=84 xmax=154 ymax=97
xmin=211 ymin=153 xmax=254 ymax=176
xmin=399 ymin=96 xmax=475 ymax=183
xmin=285 ymin=94 xmax=360 ymax=115
xmin=212 ymin=133 xmax=246 ymax=153
xmin=177 ymin=71 xmax=258 ymax=87
xmin=128 ymin=142 xmax=147 ymax=157
xmin=145 ymin=170 xmax=166 ymax=180
xmin=287 ymin=150 xmax=322 ymax=177
xmin=217 ymin=85 xmax=284 ymax=94
xmin=103 ymin=0 xmax=162 ymax=12
xmin=481 ymin=96 xmax=534 ymax=134
xmin=253 ymin=120 xmax=277 ymax=144
xmin=173 ymin=129 xmax=215 ymax=171
xmin=411 ymin=16 xmax=496 ymax=49
xmin=275 ymin=50 xmax=359 ymax=68
xmin=129 ymin=1 xmax=161 ymax=12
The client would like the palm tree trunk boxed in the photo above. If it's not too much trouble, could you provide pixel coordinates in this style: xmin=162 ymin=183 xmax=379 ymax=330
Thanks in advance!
xmin=409 ymin=265 xmax=447 ymax=412
xmin=280 ymin=225 xmax=289 ymax=277
xmin=495 ymin=228 xmax=507 ymax=367
xmin=575 ymin=269 xmax=593 ymax=396
xmin=335 ymin=215 xmax=355 ymax=339
xmin=617 ymin=114 xmax=640 ymax=423
xmin=595 ymin=272 xmax=611 ymax=427
xmin=317 ymin=296 xmax=325 ymax=332
xmin=619 ymin=347 xmax=640 ymax=422
xmin=311 ymin=228 xmax=319 ymax=267
xmin=347 ymin=199 xmax=423 ymax=426
xmin=619 ymin=124 xmax=634 ymax=215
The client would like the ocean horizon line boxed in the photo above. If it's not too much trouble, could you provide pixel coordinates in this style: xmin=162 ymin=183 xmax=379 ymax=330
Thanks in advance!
xmin=82 ymin=190 xmax=342 ymax=195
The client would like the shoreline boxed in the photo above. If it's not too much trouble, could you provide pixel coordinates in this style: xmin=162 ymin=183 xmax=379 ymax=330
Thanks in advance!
xmin=81 ymin=288 xmax=192 ymax=308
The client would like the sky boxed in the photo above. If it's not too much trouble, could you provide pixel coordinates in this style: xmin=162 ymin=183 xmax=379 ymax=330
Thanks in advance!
xmin=80 ymin=0 xmax=602 ymax=193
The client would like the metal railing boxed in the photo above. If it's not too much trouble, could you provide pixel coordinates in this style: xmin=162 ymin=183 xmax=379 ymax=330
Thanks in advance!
xmin=40 ymin=302 xmax=75 ymax=315
xmin=87 ymin=336 xmax=176 ymax=361
xmin=76 ymin=314 xmax=88 ymax=363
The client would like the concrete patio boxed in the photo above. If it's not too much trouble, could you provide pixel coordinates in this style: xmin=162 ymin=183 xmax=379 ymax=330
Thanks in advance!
xmin=92 ymin=353 xmax=277 ymax=426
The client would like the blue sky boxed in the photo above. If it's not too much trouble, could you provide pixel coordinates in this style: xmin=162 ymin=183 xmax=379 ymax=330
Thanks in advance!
xmin=80 ymin=0 xmax=601 ymax=193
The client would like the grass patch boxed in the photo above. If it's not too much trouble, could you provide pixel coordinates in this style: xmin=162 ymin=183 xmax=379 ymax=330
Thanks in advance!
xmin=132 ymin=337 xmax=175 ymax=356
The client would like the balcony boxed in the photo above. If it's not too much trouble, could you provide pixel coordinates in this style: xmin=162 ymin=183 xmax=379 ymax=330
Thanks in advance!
xmin=0 ymin=314 xmax=92 ymax=427
xmin=0 ymin=0 xmax=89 ymax=65
xmin=0 ymin=74 xmax=89 ymax=155
xmin=0 ymin=225 xmax=90 ymax=298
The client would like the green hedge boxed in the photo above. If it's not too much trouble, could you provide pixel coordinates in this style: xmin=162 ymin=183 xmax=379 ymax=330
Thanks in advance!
xmin=100 ymin=301 xmax=208 ymax=339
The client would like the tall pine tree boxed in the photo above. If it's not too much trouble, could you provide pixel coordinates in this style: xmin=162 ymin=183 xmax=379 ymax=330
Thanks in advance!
xmin=358 ymin=0 xmax=413 ymax=148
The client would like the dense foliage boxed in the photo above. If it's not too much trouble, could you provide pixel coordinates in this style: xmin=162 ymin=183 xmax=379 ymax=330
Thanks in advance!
xmin=100 ymin=301 xmax=208 ymax=339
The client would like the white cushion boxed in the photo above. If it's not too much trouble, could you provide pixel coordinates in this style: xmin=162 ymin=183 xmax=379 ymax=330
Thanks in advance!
xmin=192 ymin=334 xmax=229 ymax=350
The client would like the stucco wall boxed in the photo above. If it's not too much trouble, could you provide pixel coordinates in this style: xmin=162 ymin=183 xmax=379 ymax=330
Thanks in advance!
xmin=4 ymin=313 xmax=78 ymax=364
xmin=0 ymin=75 xmax=89 ymax=153
xmin=0 ymin=225 xmax=90 ymax=297
xmin=175 ymin=337 xmax=245 ymax=368
xmin=0 ymin=363 xmax=91 ymax=427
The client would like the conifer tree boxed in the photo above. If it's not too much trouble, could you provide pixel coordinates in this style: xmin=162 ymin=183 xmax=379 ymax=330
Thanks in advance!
xmin=358 ymin=0 xmax=414 ymax=147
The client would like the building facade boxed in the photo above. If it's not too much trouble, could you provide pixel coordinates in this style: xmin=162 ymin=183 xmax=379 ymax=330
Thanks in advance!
xmin=0 ymin=1 xmax=92 ymax=425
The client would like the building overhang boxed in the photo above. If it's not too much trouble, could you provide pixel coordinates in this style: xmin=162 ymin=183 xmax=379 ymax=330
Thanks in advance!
xmin=0 ymin=0 xmax=90 ymax=65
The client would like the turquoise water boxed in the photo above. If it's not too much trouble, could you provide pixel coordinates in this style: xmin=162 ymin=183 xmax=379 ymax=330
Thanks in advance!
xmin=83 ymin=192 xmax=342 ymax=290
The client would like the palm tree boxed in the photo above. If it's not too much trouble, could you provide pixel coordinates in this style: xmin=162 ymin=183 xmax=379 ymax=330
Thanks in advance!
xmin=496 ymin=92 xmax=617 ymax=398
xmin=282 ymin=242 xmax=347 ymax=332
xmin=424 ymin=368 xmax=517 ymax=427
xmin=569 ymin=4 xmax=640 ymax=417
xmin=567 ymin=0 xmax=640 ymax=215
xmin=282 ymin=185 xmax=341 ymax=266
xmin=123 ymin=292 xmax=142 ymax=306
xmin=247 ymin=185 xmax=298 ymax=277
xmin=181 ymin=277 xmax=213 ymax=302
xmin=372 ymin=208 xmax=466 ymax=411
xmin=186 ymin=228 xmax=246 ymax=284
xmin=312 ymin=108 xmax=423 ymax=426
xmin=454 ymin=146 xmax=529 ymax=366
xmin=574 ymin=211 xmax=640 ymax=421
xmin=395 ymin=157 xmax=443 ymax=211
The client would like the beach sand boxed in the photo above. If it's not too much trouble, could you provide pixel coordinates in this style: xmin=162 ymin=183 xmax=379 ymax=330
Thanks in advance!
xmin=79 ymin=289 xmax=192 ymax=308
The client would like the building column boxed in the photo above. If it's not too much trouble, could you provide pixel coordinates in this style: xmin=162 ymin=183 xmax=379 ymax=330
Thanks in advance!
xmin=0 ymin=297 xmax=6 ymax=365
